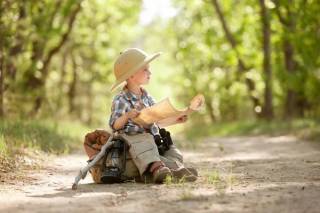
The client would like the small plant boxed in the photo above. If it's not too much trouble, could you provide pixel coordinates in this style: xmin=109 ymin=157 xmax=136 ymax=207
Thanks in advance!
xmin=164 ymin=174 xmax=173 ymax=185
xmin=164 ymin=174 xmax=189 ymax=187
xmin=204 ymin=169 xmax=228 ymax=194
xmin=179 ymin=190 xmax=195 ymax=201
xmin=177 ymin=175 xmax=187 ymax=186
xmin=227 ymin=167 xmax=237 ymax=190
xmin=207 ymin=170 xmax=221 ymax=185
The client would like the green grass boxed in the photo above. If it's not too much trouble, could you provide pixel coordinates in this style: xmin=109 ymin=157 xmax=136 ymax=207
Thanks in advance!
xmin=206 ymin=170 xmax=221 ymax=185
xmin=0 ymin=119 xmax=93 ymax=174
xmin=202 ymin=168 xmax=237 ymax=194
xmin=0 ymin=119 xmax=91 ymax=155
xmin=184 ymin=119 xmax=320 ymax=142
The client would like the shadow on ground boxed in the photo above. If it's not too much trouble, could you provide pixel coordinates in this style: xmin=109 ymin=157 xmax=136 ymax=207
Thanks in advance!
xmin=1 ymin=135 xmax=320 ymax=213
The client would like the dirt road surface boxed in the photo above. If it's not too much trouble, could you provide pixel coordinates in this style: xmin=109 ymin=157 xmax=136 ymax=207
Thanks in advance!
xmin=1 ymin=135 xmax=320 ymax=213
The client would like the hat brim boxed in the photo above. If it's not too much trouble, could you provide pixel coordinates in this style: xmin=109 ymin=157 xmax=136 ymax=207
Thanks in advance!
xmin=110 ymin=52 xmax=161 ymax=91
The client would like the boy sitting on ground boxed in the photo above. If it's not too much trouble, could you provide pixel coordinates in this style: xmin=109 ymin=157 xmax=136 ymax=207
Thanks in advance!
xmin=91 ymin=48 xmax=197 ymax=183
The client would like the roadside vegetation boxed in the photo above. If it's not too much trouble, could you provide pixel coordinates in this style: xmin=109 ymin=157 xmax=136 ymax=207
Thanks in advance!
xmin=0 ymin=119 xmax=90 ymax=174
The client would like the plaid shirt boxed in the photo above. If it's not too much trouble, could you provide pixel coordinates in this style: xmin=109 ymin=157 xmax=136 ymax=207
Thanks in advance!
xmin=109 ymin=86 xmax=159 ymax=135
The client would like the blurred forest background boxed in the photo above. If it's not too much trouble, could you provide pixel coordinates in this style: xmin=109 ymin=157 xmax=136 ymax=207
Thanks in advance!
xmin=1 ymin=0 xmax=320 ymax=167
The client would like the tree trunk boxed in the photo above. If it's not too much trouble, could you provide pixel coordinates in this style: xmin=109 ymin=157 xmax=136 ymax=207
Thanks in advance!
xmin=68 ymin=54 xmax=77 ymax=113
xmin=85 ymin=81 xmax=93 ymax=125
xmin=29 ymin=2 xmax=82 ymax=114
xmin=0 ymin=2 xmax=6 ymax=118
xmin=7 ymin=3 xmax=26 ymax=81
xmin=57 ymin=49 xmax=68 ymax=110
xmin=211 ymin=0 xmax=262 ymax=118
xmin=274 ymin=0 xmax=305 ymax=118
xmin=40 ymin=2 xmax=81 ymax=83
xmin=259 ymin=0 xmax=274 ymax=119
xmin=205 ymin=95 xmax=216 ymax=123
xmin=283 ymin=39 xmax=296 ymax=118
xmin=0 ymin=51 xmax=4 ymax=118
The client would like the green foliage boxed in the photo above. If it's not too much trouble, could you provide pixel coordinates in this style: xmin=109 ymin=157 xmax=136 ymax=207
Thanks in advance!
xmin=1 ymin=0 xmax=320 ymax=141
xmin=0 ymin=134 xmax=7 ymax=156
xmin=162 ymin=0 xmax=264 ymax=121
xmin=0 ymin=119 xmax=90 ymax=154
xmin=1 ymin=0 xmax=142 ymax=125
xmin=159 ymin=0 xmax=320 ymax=121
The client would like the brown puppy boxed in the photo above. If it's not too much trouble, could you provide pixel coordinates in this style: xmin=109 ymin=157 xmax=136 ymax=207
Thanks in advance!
xmin=84 ymin=129 xmax=111 ymax=160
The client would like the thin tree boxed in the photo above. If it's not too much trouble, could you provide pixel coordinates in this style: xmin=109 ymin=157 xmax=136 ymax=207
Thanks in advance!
xmin=259 ymin=0 xmax=274 ymax=119
xmin=0 ymin=51 xmax=4 ymax=118
xmin=273 ymin=0 xmax=307 ymax=118
xmin=211 ymin=0 xmax=262 ymax=117
xmin=68 ymin=53 xmax=78 ymax=114
xmin=26 ymin=1 xmax=83 ymax=114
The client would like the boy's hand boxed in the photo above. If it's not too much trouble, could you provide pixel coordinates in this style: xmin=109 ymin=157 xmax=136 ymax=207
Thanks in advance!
xmin=176 ymin=115 xmax=188 ymax=123
xmin=126 ymin=109 xmax=140 ymax=119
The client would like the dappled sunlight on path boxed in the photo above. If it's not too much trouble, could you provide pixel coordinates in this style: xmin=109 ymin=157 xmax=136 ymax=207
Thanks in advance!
xmin=1 ymin=135 xmax=320 ymax=213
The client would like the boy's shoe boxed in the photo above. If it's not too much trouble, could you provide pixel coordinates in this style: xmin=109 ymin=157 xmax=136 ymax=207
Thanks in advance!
xmin=186 ymin=167 xmax=198 ymax=177
xmin=153 ymin=166 xmax=172 ymax=183
xmin=172 ymin=167 xmax=197 ymax=182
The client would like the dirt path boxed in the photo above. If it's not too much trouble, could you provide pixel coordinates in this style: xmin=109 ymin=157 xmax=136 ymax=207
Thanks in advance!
xmin=1 ymin=135 xmax=320 ymax=213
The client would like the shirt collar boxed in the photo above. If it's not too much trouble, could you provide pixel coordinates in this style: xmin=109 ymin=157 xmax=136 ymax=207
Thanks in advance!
xmin=122 ymin=85 xmax=148 ymax=102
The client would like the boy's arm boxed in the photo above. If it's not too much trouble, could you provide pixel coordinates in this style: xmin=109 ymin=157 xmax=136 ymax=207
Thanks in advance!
xmin=113 ymin=110 xmax=140 ymax=130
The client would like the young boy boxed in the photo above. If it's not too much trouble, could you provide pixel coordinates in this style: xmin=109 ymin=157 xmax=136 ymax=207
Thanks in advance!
xmin=109 ymin=48 xmax=197 ymax=183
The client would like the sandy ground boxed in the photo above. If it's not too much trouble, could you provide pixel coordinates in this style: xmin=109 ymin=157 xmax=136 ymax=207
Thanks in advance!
xmin=1 ymin=135 xmax=320 ymax=213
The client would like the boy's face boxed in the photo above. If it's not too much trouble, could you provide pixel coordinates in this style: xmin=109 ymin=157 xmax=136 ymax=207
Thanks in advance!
xmin=129 ymin=65 xmax=151 ymax=85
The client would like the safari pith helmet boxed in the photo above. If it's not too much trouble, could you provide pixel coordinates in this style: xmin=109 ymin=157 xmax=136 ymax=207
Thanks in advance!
xmin=110 ymin=48 xmax=161 ymax=91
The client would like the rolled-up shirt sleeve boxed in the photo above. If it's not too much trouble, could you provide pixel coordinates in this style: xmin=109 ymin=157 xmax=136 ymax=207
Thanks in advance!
xmin=109 ymin=96 xmax=128 ymax=130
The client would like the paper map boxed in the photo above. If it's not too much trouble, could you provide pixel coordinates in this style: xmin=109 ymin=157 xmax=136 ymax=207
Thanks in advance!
xmin=132 ymin=94 xmax=205 ymax=127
